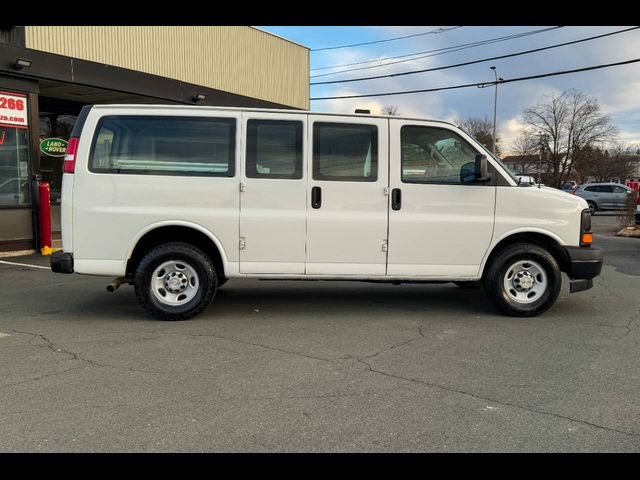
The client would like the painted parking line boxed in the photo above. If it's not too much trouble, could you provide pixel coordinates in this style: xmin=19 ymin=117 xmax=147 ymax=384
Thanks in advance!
xmin=0 ymin=332 xmax=10 ymax=338
xmin=0 ymin=260 xmax=50 ymax=270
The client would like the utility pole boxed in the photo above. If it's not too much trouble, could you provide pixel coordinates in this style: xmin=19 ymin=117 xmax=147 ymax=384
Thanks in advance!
xmin=490 ymin=66 xmax=499 ymax=156
xmin=477 ymin=67 xmax=504 ymax=155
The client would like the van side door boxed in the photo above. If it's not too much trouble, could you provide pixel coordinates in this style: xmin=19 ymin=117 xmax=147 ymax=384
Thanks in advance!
xmin=239 ymin=112 xmax=307 ymax=274
xmin=387 ymin=119 xmax=496 ymax=277
xmin=306 ymin=115 xmax=389 ymax=275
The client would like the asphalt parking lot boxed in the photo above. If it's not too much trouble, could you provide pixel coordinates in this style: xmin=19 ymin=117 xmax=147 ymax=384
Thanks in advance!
xmin=1 ymin=213 xmax=639 ymax=452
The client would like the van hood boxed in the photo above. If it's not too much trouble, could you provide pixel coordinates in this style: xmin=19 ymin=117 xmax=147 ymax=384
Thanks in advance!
xmin=523 ymin=184 xmax=589 ymax=209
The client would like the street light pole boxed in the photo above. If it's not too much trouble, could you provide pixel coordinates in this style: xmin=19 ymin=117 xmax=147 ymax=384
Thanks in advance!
xmin=490 ymin=66 xmax=499 ymax=156
xmin=477 ymin=67 xmax=504 ymax=155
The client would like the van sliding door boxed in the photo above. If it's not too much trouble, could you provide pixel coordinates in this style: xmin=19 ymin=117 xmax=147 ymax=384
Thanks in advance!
xmin=305 ymin=116 xmax=389 ymax=275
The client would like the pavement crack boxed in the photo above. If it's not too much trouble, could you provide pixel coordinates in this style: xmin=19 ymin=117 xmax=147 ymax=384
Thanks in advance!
xmin=358 ymin=322 xmax=427 ymax=361
xmin=254 ymin=390 xmax=403 ymax=401
xmin=9 ymin=328 xmax=105 ymax=368
xmin=2 ymin=365 xmax=86 ymax=389
xmin=8 ymin=328 xmax=168 ymax=375
xmin=622 ymin=306 xmax=640 ymax=337
xmin=356 ymin=357 xmax=640 ymax=440
xmin=597 ymin=275 xmax=627 ymax=304
xmin=179 ymin=321 xmax=428 ymax=365
xmin=185 ymin=332 xmax=333 ymax=363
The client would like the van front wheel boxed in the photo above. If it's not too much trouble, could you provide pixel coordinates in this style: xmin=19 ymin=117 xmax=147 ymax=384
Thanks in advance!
xmin=134 ymin=242 xmax=217 ymax=321
xmin=483 ymin=243 xmax=561 ymax=317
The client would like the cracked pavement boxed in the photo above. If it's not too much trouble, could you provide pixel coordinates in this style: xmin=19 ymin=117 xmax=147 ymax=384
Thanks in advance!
xmin=1 ymin=215 xmax=639 ymax=452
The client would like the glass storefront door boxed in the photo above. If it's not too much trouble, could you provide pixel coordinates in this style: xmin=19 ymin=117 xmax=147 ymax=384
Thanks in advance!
xmin=0 ymin=91 xmax=30 ymax=209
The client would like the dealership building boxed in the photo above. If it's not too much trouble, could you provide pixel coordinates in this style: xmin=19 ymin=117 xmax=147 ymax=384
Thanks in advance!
xmin=0 ymin=26 xmax=309 ymax=252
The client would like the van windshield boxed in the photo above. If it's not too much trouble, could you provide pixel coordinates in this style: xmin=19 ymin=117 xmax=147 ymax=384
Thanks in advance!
xmin=487 ymin=152 xmax=519 ymax=184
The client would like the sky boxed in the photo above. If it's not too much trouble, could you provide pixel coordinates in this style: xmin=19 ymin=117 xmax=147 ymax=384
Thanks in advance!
xmin=260 ymin=26 xmax=640 ymax=156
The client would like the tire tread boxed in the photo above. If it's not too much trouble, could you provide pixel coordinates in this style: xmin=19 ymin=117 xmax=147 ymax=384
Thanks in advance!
xmin=134 ymin=242 xmax=217 ymax=321
xmin=482 ymin=242 xmax=561 ymax=317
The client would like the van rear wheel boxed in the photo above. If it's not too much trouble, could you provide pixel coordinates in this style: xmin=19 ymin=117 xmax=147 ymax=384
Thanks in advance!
xmin=134 ymin=242 xmax=217 ymax=321
xmin=482 ymin=243 xmax=561 ymax=317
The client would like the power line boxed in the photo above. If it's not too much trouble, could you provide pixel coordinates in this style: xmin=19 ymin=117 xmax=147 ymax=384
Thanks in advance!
xmin=311 ymin=26 xmax=640 ymax=86
xmin=310 ymin=26 xmax=563 ymax=76
xmin=311 ymin=26 xmax=560 ymax=71
xmin=310 ymin=26 xmax=462 ymax=52
xmin=310 ymin=57 xmax=640 ymax=100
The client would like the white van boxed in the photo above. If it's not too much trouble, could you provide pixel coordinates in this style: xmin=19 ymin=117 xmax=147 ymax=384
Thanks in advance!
xmin=51 ymin=105 xmax=602 ymax=320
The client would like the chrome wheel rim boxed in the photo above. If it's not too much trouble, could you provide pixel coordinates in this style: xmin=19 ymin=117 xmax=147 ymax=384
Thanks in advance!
xmin=503 ymin=259 xmax=548 ymax=304
xmin=151 ymin=260 xmax=199 ymax=306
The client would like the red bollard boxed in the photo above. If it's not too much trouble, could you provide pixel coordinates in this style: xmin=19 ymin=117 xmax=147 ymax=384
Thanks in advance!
xmin=38 ymin=181 xmax=53 ymax=255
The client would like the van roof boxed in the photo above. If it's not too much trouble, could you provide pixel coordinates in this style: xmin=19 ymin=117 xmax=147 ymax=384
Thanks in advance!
xmin=88 ymin=104 xmax=458 ymax=127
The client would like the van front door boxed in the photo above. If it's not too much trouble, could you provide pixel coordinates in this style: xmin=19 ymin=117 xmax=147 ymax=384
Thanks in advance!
xmin=306 ymin=116 xmax=389 ymax=275
xmin=387 ymin=120 xmax=496 ymax=277
xmin=239 ymin=113 xmax=307 ymax=274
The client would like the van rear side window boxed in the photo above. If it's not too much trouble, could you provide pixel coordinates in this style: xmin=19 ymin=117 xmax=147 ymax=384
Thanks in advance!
xmin=89 ymin=116 xmax=236 ymax=176
xmin=246 ymin=120 xmax=303 ymax=179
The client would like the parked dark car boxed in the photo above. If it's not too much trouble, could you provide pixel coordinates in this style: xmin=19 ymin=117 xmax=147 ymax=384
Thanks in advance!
xmin=574 ymin=182 xmax=635 ymax=214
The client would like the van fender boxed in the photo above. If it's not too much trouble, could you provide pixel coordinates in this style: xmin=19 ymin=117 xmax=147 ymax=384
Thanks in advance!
xmin=126 ymin=220 xmax=230 ymax=272
xmin=478 ymin=227 xmax=567 ymax=277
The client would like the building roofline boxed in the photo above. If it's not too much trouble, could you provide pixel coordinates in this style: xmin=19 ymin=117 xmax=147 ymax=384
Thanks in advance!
xmin=250 ymin=26 xmax=309 ymax=50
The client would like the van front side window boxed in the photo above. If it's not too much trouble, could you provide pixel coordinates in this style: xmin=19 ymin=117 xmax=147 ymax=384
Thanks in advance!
xmin=313 ymin=123 xmax=378 ymax=182
xmin=90 ymin=116 xmax=236 ymax=176
xmin=401 ymin=126 xmax=479 ymax=185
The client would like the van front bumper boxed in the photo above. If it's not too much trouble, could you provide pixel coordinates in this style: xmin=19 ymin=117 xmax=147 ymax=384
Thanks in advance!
xmin=564 ymin=246 xmax=603 ymax=293
xmin=51 ymin=251 xmax=74 ymax=274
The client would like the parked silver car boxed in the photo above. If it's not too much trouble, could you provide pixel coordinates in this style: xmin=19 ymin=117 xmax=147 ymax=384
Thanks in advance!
xmin=574 ymin=182 xmax=634 ymax=214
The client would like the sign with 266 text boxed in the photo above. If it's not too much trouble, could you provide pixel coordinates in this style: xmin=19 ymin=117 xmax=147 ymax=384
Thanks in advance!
xmin=0 ymin=91 xmax=28 ymax=128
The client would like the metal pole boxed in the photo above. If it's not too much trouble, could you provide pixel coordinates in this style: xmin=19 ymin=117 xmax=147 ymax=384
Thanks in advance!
xmin=491 ymin=66 xmax=498 ymax=155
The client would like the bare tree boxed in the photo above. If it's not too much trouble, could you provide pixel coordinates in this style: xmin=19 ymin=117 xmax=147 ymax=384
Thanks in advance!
xmin=617 ymin=189 xmax=639 ymax=229
xmin=456 ymin=116 xmax=501 ymax=156
xmin=579 ymin=143 xmax=638 ymax=183
xmin=513 ymin=89 xmax=617 ymax=188
xmin=381 ymin=105 xmax=400 ymax=116
xmin=511 ymin=133 xmax=538 ymax=157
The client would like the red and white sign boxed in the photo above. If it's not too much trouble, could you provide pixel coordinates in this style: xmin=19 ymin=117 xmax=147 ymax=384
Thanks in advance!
xmin=0 ymin=91 xmax=28 ymax=129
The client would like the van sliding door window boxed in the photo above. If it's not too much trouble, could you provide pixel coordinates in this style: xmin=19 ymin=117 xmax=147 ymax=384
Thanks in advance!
xmin=401 ymin=126 xmax=479 ymax=185
xmin=312 ymin=123 xmax=377 ymax=182
xmin=246 ymin=120 xmax=302 ymax=179
xmin=89 ymin=116 xmax=236 ymax=176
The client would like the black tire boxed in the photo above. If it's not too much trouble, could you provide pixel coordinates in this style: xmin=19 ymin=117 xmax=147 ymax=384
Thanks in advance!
xmin=134 ymin=242 xmax=217 ymax=321
xmin=482 ymin=243 xmax=561 ymax=317
xmin=587 ymin=201 xmax=597 ymax=215
xmin=453 ymin=281 xmax=482 ymax=289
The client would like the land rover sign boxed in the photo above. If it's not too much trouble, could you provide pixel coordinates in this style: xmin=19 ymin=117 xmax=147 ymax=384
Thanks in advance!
xmin=40 ymin=138 xmax=68 ymax=157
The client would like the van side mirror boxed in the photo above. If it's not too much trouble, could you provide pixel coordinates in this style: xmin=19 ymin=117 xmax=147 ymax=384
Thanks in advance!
xmin=460 ymin=162 xmax=476 ymax=184
xmin=475 ymin=154 xmax=492 ymax=183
